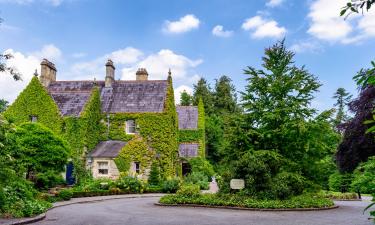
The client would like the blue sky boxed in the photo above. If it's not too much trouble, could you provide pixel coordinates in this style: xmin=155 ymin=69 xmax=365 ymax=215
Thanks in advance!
xmin=0 ymin=0 xmax=374 ymax=110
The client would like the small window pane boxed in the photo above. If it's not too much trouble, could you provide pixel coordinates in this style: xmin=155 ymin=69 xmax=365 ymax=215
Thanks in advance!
xmin=30 ymin=116 xmax=38 ymax=123
xmin=98 ymin=162 xmax=109 ymax=175
xmin=135 ymin=162 xmax=140 ymax=174
xmin=126 ymin=120 xmax=136 ymax=134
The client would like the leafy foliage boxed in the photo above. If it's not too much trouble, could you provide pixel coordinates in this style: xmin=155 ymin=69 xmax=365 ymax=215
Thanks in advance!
xmin=351 ymin=156 xmax=375 ymax=194
xmin=14 ymin=123 xmax=69 ymax=180
xmin=332 ymin=88 xmax=352 ymax=129
xmin=160 ymin=193 xmax=334 ymax=209
xmin=341 ymin=0 xmax=374 ymax=17
xmin=162 ymin=178 xmax=181 ymax=193
xmin=328 ymin=171 xmax=353 ymax=193
xmin=180 ymin=90 xmax=193 ymax=106
xmin=193 ymin=78 xmax=214 ymax=115
xmin=4 ymin=77 xmax=63 ymax=134
xmin=0 ymin=99 xmax=8 ymax=113
xmin=148 ymin=162 xmax=161 ymax=186
xmin=115 ymin=135 xmax=154 ymax=175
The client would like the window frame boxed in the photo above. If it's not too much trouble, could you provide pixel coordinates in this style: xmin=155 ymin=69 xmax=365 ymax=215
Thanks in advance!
xmin=30 ymin=115 xmax=38 ymax=123
xmin=125 ymin=120 xmax=136 ymax=134
xmin=97 ymin=161 xmax=109 ymax=175
xmin=135 ymin=162 xmax=140 ymax=174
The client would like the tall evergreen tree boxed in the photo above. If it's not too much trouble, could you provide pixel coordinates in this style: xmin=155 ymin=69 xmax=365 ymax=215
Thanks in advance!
xmin=193 ymin=78 xmax=214 ymax=115
xmin=332 ymin=88 xmax=352 ymax=129
xmin=180 ymin=90 xmax=193 ymax=106
xmin=213 ymin=75 xmax=239 ymax=115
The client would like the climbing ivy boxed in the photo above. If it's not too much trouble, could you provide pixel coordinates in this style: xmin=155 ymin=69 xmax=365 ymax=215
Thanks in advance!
xmin=114 ymin=135 xmax=155 ymax=176
xmin=4 ymin=76 xmax=62 ymax=134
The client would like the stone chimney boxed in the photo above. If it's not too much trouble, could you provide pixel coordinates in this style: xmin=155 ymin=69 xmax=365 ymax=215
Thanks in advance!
xmin=136 ymin=68 xmax=148 ymax=81
xmin=40 ymin=59 xmax=57 ymax=87
xmin=105 ymin=59 xmax=115 ymax=87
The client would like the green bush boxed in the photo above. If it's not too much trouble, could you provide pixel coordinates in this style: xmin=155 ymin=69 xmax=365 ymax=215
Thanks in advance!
xmin=162 ymin=178 xmax=180 ymax=193
xmin=319 ymin=191 xmax=358 ymax=200
xmin=184 ymin=172 xmax=209 ymax=190
xmin=0 ymin=179 xmax=51 ymax=218
xmin=159 ymin=193 xmax=334 ymax=209
xmin=329 ymin=171 xmax=353 ymax=192
xmin=271 ymin=172 xmax=305 ymax=200
xmin=72 ymin=178 xmax=114 ymax=192
xmin=176 ymin=184 xmax=201 ymax=198
xmin=189 ymin=158 xmax=215 ymax=179
xmin=351 ymin=157 xmax=375 ymax=194
xmin=57 ymin=189 xmax=73 ymax=201
xmin=35 ymin=171 xmax=65 ymax=190
xmin=145 ymin=185 xmax=162 ymax=193
xmin=115 ymin=176 xmax=144 ymax=193
xmin=148 ymin=163 xmax=160 ymax=186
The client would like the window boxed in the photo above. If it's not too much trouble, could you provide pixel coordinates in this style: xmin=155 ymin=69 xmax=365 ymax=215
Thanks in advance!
xmin=30 ymin=115 xmax=38 ymax=123
xmin=135 ymin=162 xmax=140 ymax=174
xmin=98 ymin=161 xmax=109 ymax=175
xmin=126 ymin=120 xmax=136 ymax=134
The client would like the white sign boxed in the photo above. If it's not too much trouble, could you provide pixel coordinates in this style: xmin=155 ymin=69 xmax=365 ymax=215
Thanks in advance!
xmin=230 ymin=179 xmax=245 ymax=190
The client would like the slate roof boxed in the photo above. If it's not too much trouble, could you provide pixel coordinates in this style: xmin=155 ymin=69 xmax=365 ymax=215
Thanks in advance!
xmin=47 ymin=80 xmax=168 ymax=116
xmin=89 ymin=140 xmax=127 ymax=158
xmin=179 ymin=143 xmax=199 ymax=158
xmin=176 ymin=106 xmax=198 ymax=130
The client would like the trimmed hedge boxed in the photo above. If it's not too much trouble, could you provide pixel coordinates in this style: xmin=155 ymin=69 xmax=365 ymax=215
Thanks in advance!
xmin=159 ymin=193 xmax=334 ymax=209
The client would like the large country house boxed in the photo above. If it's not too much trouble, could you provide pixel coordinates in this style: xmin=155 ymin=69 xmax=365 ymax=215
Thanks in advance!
xmin=5 ymin=59 xmax=205 ymax=182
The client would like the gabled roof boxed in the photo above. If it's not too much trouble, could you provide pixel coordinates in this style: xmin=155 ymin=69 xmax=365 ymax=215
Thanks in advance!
xmin=176 ymin=106 xmax=198 ymax=130
xmin=47 ymin=80 xmax=168 ymax=116
xmin=179 ymin=143 xmax=199 ymax=158
xmin=89 ymin=140 xmax=127 ymax=158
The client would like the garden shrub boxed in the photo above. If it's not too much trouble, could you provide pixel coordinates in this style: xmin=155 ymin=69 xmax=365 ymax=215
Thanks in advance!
xmin=271 ymin=172 xmax=305 ymax=200
xmin=148 ymin=162 xmax=161 ymax=186
xmin=0 ymin=179 xmax=51 ymax=218
xmin=184 ymin=171 xmax=209 ymax=190
xmin=176 ymin=184 xmax=201 ymax=198
xmin=35 ymin=171 xmax=65 ymax=190
xmin=189 ymin=158 xmax=215 ymax=179
xmin=329 ymin=171 xmax=353 ymax=193
xmin=57 ymin=189 xmax=73 ymax=201
xmin=115 ymin=176 xmax=144 ymax=193
xmin=351 ymin=156 xmax=375 ymax=194
xmin=162 ymin=178 xmax=180 ymax=193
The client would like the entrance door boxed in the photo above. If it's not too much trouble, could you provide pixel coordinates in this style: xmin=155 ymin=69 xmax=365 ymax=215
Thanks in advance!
xmin=182 ymin=162 xmax=191 ymax=176
xmin=66 ymin=162 xmax=75 ymax=185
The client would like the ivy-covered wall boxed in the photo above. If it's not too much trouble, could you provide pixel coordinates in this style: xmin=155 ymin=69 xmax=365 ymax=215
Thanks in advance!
xmin=4 ymin=76 xmax=63 ymax=134
xmin=177 ymin=98 xmax=206 ymax=158
xmin=108 ymin=76 xmax=179 ymax=178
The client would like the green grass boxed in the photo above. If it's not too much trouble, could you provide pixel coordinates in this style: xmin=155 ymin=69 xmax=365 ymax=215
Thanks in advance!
xmin=159 ymin=193 xmax=334 ymax=209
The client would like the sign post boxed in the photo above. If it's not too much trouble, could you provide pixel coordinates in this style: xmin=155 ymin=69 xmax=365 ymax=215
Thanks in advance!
xmin=230 ymin=179 xmax=245 ymax=190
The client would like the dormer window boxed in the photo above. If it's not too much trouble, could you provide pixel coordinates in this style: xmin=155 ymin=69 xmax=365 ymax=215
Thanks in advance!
xmin=125 ymin=120 xmax=136 ymax=134
xmin=30 ymin=115 xmax=38 ymax=123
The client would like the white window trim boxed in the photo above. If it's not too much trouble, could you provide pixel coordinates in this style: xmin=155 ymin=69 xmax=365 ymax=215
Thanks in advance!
xmin=125 ymin=120 xmax=136 ymax=134
xmin=97 ymin=161 xmax=109 ymax=176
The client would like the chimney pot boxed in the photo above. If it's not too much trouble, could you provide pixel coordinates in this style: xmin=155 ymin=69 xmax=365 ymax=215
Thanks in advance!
xmin=136 ymin=68 xmax=148 ymax=81
xmin=40 ymin=59 xmax=56 ymax=87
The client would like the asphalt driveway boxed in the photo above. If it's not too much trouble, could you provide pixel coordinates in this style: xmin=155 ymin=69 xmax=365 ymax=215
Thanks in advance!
xmin=35 ymin=197 xmax=374 ymax=225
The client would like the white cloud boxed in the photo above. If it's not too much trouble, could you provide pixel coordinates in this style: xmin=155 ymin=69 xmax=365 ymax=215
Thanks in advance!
xmin=163 ymin=14 xmax=200 ymax=34
xmin=308 ymin=0 xmax=375 ymax=43
xmin=212 ymin=25 xmax=233 ymax=38
xmin=121 ymin=49 xmax=202 ymax=82
xmin=174 ymin=85 xmax=194 ymax=105
xmin=70 ymin=47 xmax=143 ymax=80
xmin=290 ymin=40 xmax=323 ymax=53
xmin=72 ymin=52 xmax=87 ymax=58
xmin=242 ymin=15 xmax=286 ymax=39
xmin=31 ymin=44 xmax=62 ymax=62
xmin=266 ymin=0 xmax=284 ymax=7
xmin=0 ymin=49 xmax=40 ymax=102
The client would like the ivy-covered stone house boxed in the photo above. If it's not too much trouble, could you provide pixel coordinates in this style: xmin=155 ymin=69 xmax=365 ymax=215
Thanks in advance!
xmin=4 ymin=59 xmax=205 ymax=181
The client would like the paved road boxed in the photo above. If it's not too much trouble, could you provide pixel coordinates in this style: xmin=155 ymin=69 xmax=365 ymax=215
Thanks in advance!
xmin=37 ymin=197 xmax=373 ymax=225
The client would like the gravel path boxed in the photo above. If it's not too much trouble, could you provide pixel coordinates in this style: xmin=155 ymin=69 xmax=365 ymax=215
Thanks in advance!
xmin=35 ymin=197 xmax=373 ymax=225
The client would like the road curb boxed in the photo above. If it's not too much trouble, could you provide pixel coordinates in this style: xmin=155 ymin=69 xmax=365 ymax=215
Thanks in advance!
xmin=155 ymin=203 xmax=339 ymax=212
xmin=2 ymin=194 xmax=164 ymax=225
